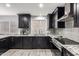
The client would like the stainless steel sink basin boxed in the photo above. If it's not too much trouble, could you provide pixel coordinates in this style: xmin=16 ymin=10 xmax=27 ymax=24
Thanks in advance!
xmin=54 ymin=38 xmax=79 ymax=45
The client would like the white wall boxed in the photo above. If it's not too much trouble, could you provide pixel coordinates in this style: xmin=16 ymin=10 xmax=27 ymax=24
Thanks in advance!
xmin=0 ymin=15 xmax=19 ymax=34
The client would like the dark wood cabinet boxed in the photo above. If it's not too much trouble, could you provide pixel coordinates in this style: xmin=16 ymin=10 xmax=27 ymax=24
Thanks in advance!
xmin=0 ymin=39 xmax=6 ymax=49
xmin=0 ymin=37 xmax=9 ymax=55
xmin=47 ymin=14 xmax=53 ymax=29
xmin=48 ymin=7 xmax=65 ymax=29
xmin=0 ymin=36 xmax=55 ymax=50
xmin=14 ymin=37 xmax=22 ymax=49
xmin=8 ymin=37 xmax=12 ymax=49
xmin=47 ymin=14 xmax=55 ymax=29
xmin=32 ymin=37 xmax=45 ymax=49
xmin=10 ymin=37 xmax=22 ymax=49
xmin=18 ymin=14 xmax=31 ymax=29
xmin=22 ymin=36 xmax=53 ymax=49
xmin=22 ymin=37 xmax=32 ymax=49
xmin=0 ymin=38 xmax=9 ymax=49
xmin=58 ymin=7 xmax=65 ymax=19
xmin=32 ymin=36 xmax=53 ymax=49
xmin=57 ymin=21 xmax=65 ymax=28
xmin=10 ymin=36 xmax=33 ymax=49
xmin=62 ymin=47 xmax=74 ymax=56
xmin=52 ymin=7 xmax=65 ymax=20
xmin=0 ymin=36 xmax=57 ymax=55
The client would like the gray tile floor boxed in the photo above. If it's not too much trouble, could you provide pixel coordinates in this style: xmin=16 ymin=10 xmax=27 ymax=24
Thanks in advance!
xmin=1 ymin=49 xmax=61 ymax=56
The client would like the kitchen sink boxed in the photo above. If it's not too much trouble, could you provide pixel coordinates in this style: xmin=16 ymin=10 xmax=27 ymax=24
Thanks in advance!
xmin=54 ymin=38 xmax=79 ymax=45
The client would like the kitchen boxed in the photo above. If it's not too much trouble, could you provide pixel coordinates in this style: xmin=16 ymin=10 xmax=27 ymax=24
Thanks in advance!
xmin=0 ymin=3 xmax=79 ymax=56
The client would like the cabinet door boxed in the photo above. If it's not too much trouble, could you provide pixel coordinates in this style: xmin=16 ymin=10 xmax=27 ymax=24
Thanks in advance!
xmin=4 ymin=38 xmax=9 ymax=49
xmin=32 ymin=37 xmax=50 ymax=49
xmin=0 ymin=38 xmax=9 ymax=55
xmin=22 ymin=37 xmax=32 ymax=49
xmin=8 ymin=37 xmax=12 ymax=49
xmin=43 ymin=37 xmax=51 ymax=49
xmin=32 ymin=37 xmax=39 ymax=49
xmin=0 ymin=39 xmax=5 ymax=49
xmin=10 ymin=37 xmax=22 ymax=49
xmin=48 ymin=14 xmax=53 ymax=29
xmin=9 ymin=37 xmax=15 ymax=49
xmin=58 ymin=7 xmax=65 ymax=19
xmin=0 ymin=38 xmax=9 ymax=49
xmin=4 ymin=37 xmax=12 ymax=49
xmin=18 ymin=14 xmax=31 ymax=28
xmin=62 ymin=48 xmax=74 ymax=56
xmin=49 ymin=14 xmax=53 ymax=28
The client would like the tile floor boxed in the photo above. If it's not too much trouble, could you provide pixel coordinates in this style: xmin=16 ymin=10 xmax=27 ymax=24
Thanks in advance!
xmin=1 ymin=49 xmax=61 ymax=56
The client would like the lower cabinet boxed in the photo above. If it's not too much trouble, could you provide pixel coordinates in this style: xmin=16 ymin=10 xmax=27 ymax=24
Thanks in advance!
xmin=0 ymin=36 xmax=55 ymax=49
xmin=0 ymin=36 xmax=60 ymax=55
xmin=22 ymin=37 xmax=32 ymax=49
xmin=0 ymin=37 xmax=9 ymax=55
xmin=22 ymin=36 xmax=52 ymax=49
xmin=0 ymin=38 xmax=9 ymax=49
xmin=62 ymin=47 xmax=74 ymax=56
xmin=10 ymin=37 xmax=22 ymax=49
xmin=33 ymin=37 xmax=43 ymax=49
xmin=32 ymin=37 xmax=50 ymax=49
xmin=8 ymin=37 xmax=13 ymax=49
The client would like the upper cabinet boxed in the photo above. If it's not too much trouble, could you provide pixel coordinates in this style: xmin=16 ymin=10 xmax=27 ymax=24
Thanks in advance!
xmin=47 ymin=14 xmax=53 ymax=29
xmin=57 ymin=7 xmax=65 ymax=19
xmin=54 ymin=7 xmax=65 ymax=28
xmin=48 ymin=3 xmax=79 ymax=28
xmin=18 ymin=14 xmax=31 ymax=29
xmin=47 ymin=6 xmax=65 ymax=29
xmin=47 ymin=13 xmax=56 ymax=29
xmin=53 ymin=7 xmax=65 ymax=20
xmin=57 ymin=21 xmax=65 ymax=28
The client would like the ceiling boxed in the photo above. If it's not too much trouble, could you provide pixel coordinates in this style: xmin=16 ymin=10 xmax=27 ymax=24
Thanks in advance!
xmin=0 ymin=3 xmax=65 ymax=16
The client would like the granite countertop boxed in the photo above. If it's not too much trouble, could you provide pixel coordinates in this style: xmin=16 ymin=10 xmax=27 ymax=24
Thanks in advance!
xmin=0 ymin=34 xmax=51 ymax=39
xmin=63 ymin=45 xmax=79 ymax=56
xmin=50 ymin=36 xmax=79 ymax=56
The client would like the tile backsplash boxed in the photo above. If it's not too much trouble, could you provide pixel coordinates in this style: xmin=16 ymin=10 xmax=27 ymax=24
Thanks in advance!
xmin=31 ymin=16 xmax=47 ymax=35
xmin=53 ymin=28 xmax=79 ymax=42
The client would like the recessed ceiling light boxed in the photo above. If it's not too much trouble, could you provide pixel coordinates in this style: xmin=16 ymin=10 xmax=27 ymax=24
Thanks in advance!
xmin=6 ymin=3 xmax=11 ymax=7
xmin=39 ymin=3 xmax=44 ymax=8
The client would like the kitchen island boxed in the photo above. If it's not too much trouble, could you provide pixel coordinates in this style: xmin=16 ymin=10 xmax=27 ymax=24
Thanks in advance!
xmin=0 ymin=35 xmax=79 ymax=56
xmin=0 ymin=35 xmax=59 ymax=56
xmin=62 ymin=45 xmax=79 ymax=56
